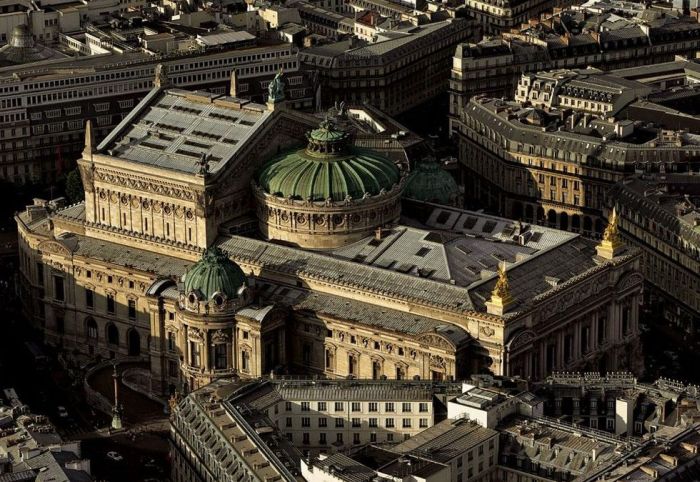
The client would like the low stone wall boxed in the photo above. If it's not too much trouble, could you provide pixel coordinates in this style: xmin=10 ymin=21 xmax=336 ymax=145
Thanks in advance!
xmin=84 ymin=360 xmax=115 ymax=416
xmin=122 ymin=367 xmax=168 ymax=411
xmin=84 ymin=357 xmax=151 ymax=417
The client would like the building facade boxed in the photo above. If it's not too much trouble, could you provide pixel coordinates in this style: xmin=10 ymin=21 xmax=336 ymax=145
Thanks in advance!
xmin=452 ymin=65 xmax=700 ymax=238
xmin=16 ymin=74 xmax=645 ymax=400
xmin=606 ymin=174 xmax=700 ymax=331
xmin=0 ymin=41 xmax=313 ymax=183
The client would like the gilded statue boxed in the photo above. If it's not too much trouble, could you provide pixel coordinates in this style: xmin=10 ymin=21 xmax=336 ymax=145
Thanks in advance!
xmin=603 ymin=207 xmax=620 ymax=244
xmin=492 ymin=262 xmax=511 ymax=300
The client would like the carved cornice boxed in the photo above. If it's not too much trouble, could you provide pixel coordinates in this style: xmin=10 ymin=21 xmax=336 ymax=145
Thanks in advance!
xmin=93 ymin=167 xmax=203 ymax=202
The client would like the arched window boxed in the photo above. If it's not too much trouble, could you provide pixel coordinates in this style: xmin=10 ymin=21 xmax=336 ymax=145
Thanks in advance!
xmin=107 ymin=323 xmax=119 ymax=346
xmin=128 ymin=329 xmax=140 ymax=356
xmin=86 ymin=317 xmax=98 ymax=340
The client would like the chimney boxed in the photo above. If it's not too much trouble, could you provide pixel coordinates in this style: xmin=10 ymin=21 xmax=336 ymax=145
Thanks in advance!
xmin=375 ymin=226 xmax=384 ymax=240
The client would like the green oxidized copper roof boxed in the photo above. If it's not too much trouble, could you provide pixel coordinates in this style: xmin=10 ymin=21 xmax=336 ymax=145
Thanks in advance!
xmin=183 ymin=247 xmax=247 ymax=300
xmin=403 ymin=160 xmax=459 ymax=205
xmin=257 ymin=119 xmax=400 ymax=202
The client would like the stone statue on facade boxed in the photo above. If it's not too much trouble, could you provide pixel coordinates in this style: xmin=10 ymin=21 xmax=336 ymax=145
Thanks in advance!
xmin=268 ymin=70 xmax=286 ymax=103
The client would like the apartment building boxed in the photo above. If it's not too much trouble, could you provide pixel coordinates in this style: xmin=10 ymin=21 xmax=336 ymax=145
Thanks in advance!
xmin=607 ymin=174 xmax=700 ymax=330
xmin=0 ymin=40 xmax=313 ymax=183
xmin=452 ymin=64 xmax=700 ymax=237
xmin=449 ymin=6 xmax=700 ymax=127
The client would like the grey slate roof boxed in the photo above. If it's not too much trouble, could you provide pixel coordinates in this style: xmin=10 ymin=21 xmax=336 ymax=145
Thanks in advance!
xmin=99 ymin=89 xmax=271 ymax=174
xmin=315 ymin=454 xmax=378 ymax=482
xmin=390 ymin=418 xmax=497 ymax=463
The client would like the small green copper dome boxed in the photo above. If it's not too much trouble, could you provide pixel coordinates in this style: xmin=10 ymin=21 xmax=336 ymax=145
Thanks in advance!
xmin=403 ymin=160 xmax=459 ymax=205
xmin=183 ymin=247 xmax=247 ymax=300
xmin=257 ymin=119 xmax=400 ymax=202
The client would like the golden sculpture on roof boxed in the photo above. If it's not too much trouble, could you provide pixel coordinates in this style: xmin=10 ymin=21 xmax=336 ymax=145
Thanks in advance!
xmin=492 ymin=262 xmax=511 ymax=300
xmin=603 ymin=206 xmax=621 ymax=244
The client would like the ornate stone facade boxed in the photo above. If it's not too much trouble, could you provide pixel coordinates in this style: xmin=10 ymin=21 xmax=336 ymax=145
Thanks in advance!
xmin=16 ymin=83 xmax=645 ymax=400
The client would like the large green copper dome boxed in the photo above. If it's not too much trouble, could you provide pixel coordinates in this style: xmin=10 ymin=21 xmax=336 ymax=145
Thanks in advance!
xmin=183 ymin=247 xmax=247 ymax=300
xmin=257 ymin=119 xmax=401 ymax=202
xmin=403 ymin=160 xmax=459 ymax=205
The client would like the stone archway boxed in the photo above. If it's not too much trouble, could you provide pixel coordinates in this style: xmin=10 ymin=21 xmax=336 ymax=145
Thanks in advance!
xmin=536 ymin=207 xmax=545 ymax=225
xmin=594 ymin=218 xmax=604 ymax=236
xmin=571 ymin=214 xmax=581 ymax=233
xmin=583 ymin=216 xmax=592 ymax=235
xmin=547 ymin=209 xmax=557 ymax=228
xmin=128 ymin=329 xmax=140 ymax=356
xmin=559 ymin=212 xmax=569 ymax=231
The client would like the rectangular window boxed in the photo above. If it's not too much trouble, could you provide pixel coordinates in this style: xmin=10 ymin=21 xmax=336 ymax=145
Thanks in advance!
xmin=241 ymin=351 xmax=250 ymax=372
xmin=167 ymin=332 xmax=175 ymax=351
xmin=107 ymin=295 xmax=115 ymax=314
xmin=335 ymin=402 xmax=344 ymax=412
xmin=385 ymin=418 xmax=395 ymax=428
xmin=318 ymin=417 xmax=327 ymax=428
xmin=419 ymin=402 xmax=428 ymax=413
xmin=189 ymin=342 xmax=200 ymax=367
xmin=302 ymin=433 xmax=310 ymax=445
xmin=369 ymin=402 xmax=378 ymax=412
xmin=318 ymin=401 xmax=327 ymax=411
xmin=335 ymin=418 xmax=344 ymax=428
xmin=353 ymin=433 xmax=360 ymax=445
xmin=370 ymin=432 xmax=377 ymax=443
xmin=420 ymin=418 xmax=428 ymax=428
xmin=402 ymin=403 xmax=411 ymax=413
xmin=285 ymin=402 xmax=292 ymax=412
xmin=301 ymin=402 xmax=310 ymax=411
xmin=301 ymin=417 xmax=310 ymax=427
xmin=128 ymin=299 xmax=136 ymax=319
xmin=214 ymin=344 xmax=227 ymax=369
xmin=402 ymin=418 xmax=411 ymax=428
xmin=36 ymin=262 xmax=44 ymax=286
xmin=86 ymin=288 xmax=94 ymax=308
xmin=286 ymin=417 xmax=292 ymax=427
xmin=352 ymin=418 xmax=361 ymax=427
xmin=351 ymin=402 xmax=361 ymax=412
xmin=336 ymin=433 xmax=343 ymax=443
xmin=369 ymin=418 xmax=378 ymax=428
xmin=53 ymin=276 xmax=64 ymax=302
xmin=385 ymin=403 xmax=394 ymax=412
xmin=168 ymin=360 xmax=178 ymax=378
xmin=319 ymin=433 xmax=327 ymax=444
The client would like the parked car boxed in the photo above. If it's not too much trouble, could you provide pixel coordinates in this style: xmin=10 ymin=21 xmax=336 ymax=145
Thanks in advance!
xmin=106 ymin=451 xmax=124 ymax=462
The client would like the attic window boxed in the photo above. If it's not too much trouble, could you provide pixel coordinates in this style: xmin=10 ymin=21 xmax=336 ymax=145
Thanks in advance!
xmin=415 ymin=247 xmax=431 ymax=257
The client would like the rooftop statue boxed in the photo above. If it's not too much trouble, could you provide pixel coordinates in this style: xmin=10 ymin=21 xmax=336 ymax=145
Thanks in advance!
xmin=268 ymin=70 xmax=286 ymax=103
xmin=603 ymin=207 xmax=621 ymax=245
xmin=492 ymin=262 xmax=511 ymax=301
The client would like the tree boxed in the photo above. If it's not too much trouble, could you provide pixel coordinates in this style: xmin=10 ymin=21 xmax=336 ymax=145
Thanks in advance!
xmin=64 ymin=168 xmax=84 ymax=204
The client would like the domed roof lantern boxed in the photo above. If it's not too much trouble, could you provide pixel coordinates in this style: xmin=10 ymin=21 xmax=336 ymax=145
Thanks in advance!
xmin=182 ymin=247 xmax=247 ymax=303
xmin=403 ymin=157 xmax=460 ymax=206
xmin=256 ymin=117 xmax=401 ymax=202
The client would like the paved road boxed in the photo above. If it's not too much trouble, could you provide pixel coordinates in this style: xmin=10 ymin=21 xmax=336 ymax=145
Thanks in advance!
xmin=0 ymin=311 xmax=172 ymax=480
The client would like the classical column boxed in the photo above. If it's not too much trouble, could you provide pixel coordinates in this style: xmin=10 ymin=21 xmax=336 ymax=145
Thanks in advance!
xmin=202 ymin=331 xmax=210 ymax=371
